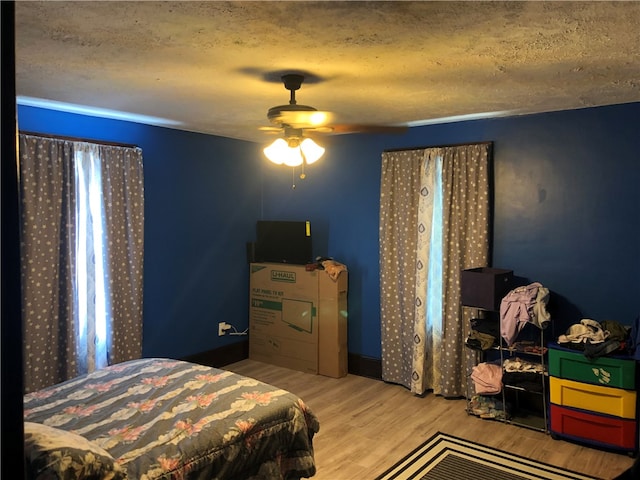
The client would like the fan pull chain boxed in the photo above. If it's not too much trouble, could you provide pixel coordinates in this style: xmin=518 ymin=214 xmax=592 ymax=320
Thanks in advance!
xmin=291 ymin=163 xmax=308 ymax=189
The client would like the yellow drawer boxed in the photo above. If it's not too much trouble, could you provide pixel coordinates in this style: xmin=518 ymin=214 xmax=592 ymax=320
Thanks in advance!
xmin=549 ymin=377 xmax=636 ymax=419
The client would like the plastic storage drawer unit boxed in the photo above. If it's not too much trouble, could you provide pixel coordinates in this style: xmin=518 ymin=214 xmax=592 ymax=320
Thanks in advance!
xmin=550 ymin=404 xmax=637 ymax=450
xmin=549 ymin=376 xmax=636 ymax=419
xmin=548 ymin=347 xmax=635 ymax=389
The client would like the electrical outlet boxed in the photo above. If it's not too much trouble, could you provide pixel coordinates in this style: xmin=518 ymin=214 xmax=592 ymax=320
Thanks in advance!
xmin=218 ymin=322 xmax=231 ymax=336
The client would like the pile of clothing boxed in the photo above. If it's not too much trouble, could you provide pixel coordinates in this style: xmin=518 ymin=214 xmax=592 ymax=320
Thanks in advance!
xmin=465 ymin=317 xmax=500 ymax=351
xmin=470 ymin=361 xmax=502 ymax=395
xmin=502 ymin=357 xmax=546 ymax=393
xmin=465 ymin=281 xmax=551 ymax=351
xmin=468 ymin=394 xmax=508 ymax=420
xmin=557 ymin=318 xmax=630 ymax=359
xmin=311 ymin=256 xmax=347 ymax=281
xmin=500 ymin=282 xmax=550 ymax=347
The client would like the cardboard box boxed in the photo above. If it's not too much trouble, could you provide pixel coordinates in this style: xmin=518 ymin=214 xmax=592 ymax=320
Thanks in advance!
xmin=249 ymin=263 xmax=348 ymax=377
xmin=318 ymin=270 xmax=348 ymax=378
xmin=461 ymin=267 xmax=514 ymax=311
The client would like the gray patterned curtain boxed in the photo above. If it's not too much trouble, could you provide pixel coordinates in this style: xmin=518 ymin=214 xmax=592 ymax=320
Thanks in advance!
xmin=380 ymin=143 xmax=490 ymax=396
xmin=97 ymin=144 xmax=145 ymax=365
xmin=19 ymin=134 xmax=144 ymax=393
xmin=19 ymin=136 xmax=78 ymax=392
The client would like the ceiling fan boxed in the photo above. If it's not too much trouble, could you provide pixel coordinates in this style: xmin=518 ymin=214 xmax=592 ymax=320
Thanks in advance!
xmin=260 ymin=73 xmax=406 ymax=186
xmin=260 ymin=73 xmax=408 ymax=138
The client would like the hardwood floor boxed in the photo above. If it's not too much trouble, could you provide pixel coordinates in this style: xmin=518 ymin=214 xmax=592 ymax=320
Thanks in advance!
xmin=225 ymin=359 xmax=634 ymax=480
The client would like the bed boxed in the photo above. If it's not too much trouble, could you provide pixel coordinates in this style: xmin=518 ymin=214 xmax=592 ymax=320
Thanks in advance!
xmin=23 ymin=357 xmax=320 ymax=480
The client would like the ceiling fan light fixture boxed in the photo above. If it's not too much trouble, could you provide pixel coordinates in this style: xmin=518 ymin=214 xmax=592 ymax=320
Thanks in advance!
xmin=264 ymin=138 xmax=304 ymax=167
xmin=264 ymin=136 xmax=324 ymax=167
xmin=261 ymin=74 xmax=329 ymax=172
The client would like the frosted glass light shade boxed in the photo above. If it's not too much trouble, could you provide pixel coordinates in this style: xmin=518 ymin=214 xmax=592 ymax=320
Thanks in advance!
xmin=263 ymin=138 xmax=288 ymax=165
xmin=300 ymin=138 xmax=325 ymax=164
xmin=282 ymin=148 xmax=304 ymax=167
xmin=263 ymin=137 xmax=325 ymax=167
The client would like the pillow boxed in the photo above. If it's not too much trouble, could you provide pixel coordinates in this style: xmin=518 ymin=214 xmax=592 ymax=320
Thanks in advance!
xmin=24 ymin=422 xmax=127 ymax=480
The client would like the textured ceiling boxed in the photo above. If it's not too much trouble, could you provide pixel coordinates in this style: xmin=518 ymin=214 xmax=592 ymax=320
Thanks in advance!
xmin=14 ymin=1 xmax=640 ymax=143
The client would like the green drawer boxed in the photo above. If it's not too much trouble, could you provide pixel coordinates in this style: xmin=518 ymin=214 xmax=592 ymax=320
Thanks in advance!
xmin=549 ymin=346 xmax=635 ymax=389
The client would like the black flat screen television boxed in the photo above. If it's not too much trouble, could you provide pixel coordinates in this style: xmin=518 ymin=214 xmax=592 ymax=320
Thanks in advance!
xmin=255 ymin=220 xmax=312 ymax=265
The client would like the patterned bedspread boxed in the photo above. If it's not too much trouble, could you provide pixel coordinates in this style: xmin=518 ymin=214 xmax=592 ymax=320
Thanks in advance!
xmin=24 ymin=358 xmax=320 ymax=479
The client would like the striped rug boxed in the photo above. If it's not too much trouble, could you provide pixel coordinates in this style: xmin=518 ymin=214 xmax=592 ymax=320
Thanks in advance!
xmin=375 ymin=432 xmax=601 ymax=480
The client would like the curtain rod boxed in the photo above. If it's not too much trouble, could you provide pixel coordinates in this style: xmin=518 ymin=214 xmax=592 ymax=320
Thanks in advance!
xmin=383 ymin=140 xmax=492 ymax=153
xmin=19 ymin=130 xmax=139 ymax=149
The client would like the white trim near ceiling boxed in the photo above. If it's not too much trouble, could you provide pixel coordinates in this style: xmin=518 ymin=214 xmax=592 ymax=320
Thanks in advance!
xmin=17 ymin=96 xmax=182 ymax=128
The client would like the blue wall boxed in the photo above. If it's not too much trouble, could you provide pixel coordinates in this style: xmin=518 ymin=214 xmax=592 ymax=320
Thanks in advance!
xmin=18 ymin=102 xmax=640 ymax=362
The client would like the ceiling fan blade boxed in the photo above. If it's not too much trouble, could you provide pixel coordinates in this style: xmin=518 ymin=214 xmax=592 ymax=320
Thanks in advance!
xmin=329 ymin=124 xmax=408 ymax=135
xmin=271 ymin=110 xmax=335 ymax=128
xmin=259 ymin=126 xmax=283 ymax=133
xmin=300 ymin=126 xmax=335 ymax=134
